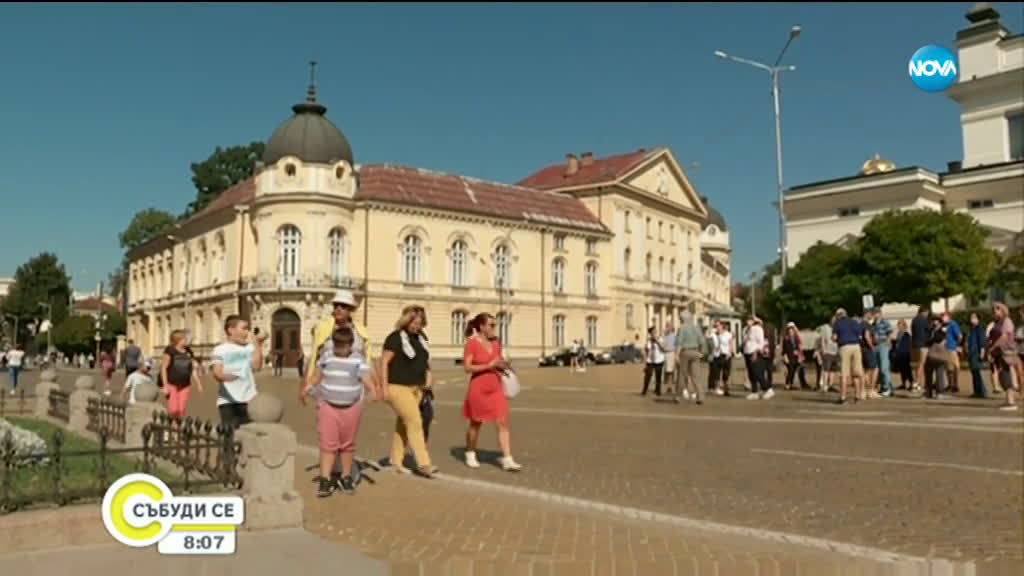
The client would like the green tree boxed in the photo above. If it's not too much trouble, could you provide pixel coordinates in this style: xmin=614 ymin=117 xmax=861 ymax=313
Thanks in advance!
xmin=50 ymin=316 xmax=95 ymax=356
xmin=186 ymin=141 xmax=265 ymax=215
xmin=996 ymin=232 xmax=1024 ymax=301
xmin=856 ymin=209 xmax=998 ymax=308
xmin=764 ymin=243 xmax=873 ymax=328
xmin=118 ymin=208 xmax=177 ymax=255
xmin=1 ymin=253 xmax=72 ymax=345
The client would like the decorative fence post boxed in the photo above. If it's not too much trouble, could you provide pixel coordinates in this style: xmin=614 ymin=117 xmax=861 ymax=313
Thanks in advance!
xmin=234 ymin=393 xmax=302 ymax=530
xmin=33 ymin=369 xmax=59 ymax=418
xmin=68 ymin=376 xmax=100 ymax=434
xmin=125 ymin=380 xmax=166 ymax=448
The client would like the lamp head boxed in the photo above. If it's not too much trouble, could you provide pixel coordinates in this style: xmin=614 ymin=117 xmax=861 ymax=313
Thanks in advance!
xmin=790 ymin=26 xmax=802 ymax=39
xmin=713 ymin=50 xmax=727 ymax=59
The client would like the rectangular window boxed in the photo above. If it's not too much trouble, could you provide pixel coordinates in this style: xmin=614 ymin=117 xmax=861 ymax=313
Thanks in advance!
xmin=553 ymin=234 xmax=566 ymax=252
xmin=645 ymin=216 xmax=652 ymax=238
xmin=1009 ymin=112 xmax=1024 ymax=160
xmin=624 ymin=210 xmax=631 ymax=232
xmin=658 ymin=221 xmax=663 ymax=241
xmin=838 ymin=207 xmax=860 ymax=217
xmin=669 ymin=224 xmax=676 ymax=245
xmin=585 ymin=238 xmax=598 ymax=255
xmin=967 ymin=199 xmax=994 ymax=210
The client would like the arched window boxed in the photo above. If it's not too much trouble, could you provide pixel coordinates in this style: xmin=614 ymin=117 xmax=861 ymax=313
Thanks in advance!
xmin=586 ymin=316 xmax=598 ymax=348
xmin=494 ymin=244 xmax=510 ymax=288
xmin=450 ymin=240 xmax=467 ymax=286
xmin=551 ymin=258 xmax=566 ymax=294
xmin=658 ymin=256 xmax=665 ymax=283
xmin=623 ymin=247 xmax=632 ymax=278
xmin=496 ymin=312 xmax=510 ymax=345
xmin=402 ymin=235 xmax=422 ymax=284
xmin=450 ymin=310 xmax=467 ymax=345
xmin=584 ymin=261 xmax=598 ymax=296
xmin=645 ymin=253 xmax=652 ymax=280
xmin=670 ymin=259 xmax=676 ymax=285
xmin=625 ymin=303 xmax=635 ymax=330
xmin=553 ymin=314 xmax=566 ymax=347
xmin=278 ymin=225 xmax=301 ymax=286
xmin=686 ymin=262 xmax=694 ymax=288
xmin=328 ymin=227 xmax=346 ymax=283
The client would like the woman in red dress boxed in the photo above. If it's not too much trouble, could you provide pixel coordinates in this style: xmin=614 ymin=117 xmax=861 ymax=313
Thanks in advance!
xmin=462 ymin=312 xmax=522 ymax=471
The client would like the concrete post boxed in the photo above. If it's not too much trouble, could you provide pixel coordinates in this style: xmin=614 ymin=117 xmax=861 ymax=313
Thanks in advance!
xmin=234 ymin=393 xmax=302 ymax=531
xmin=68 ymin=375 xmax=100 ymax=434
xmin=33 ymin=369 xmax=60 ymax=418
xmin=124 ymin=380 xmax=165 ymax=448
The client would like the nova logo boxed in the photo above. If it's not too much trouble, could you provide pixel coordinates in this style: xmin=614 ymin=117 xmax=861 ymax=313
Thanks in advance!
xmin=908 ymin=44 xmax=958 ymax=92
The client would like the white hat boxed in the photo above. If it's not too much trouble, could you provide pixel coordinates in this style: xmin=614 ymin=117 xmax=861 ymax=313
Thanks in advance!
xmin=142 ymin=358 xmax=153 ymax=369
xmin=331 ymin=290 xmax=357 ymax=307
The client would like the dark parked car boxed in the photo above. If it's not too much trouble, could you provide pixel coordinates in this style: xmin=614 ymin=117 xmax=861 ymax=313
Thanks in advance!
xmin=594 ymin=344 xmax=643 ymax=364
xmin=538 ymin=348 xmax=596 ymax=367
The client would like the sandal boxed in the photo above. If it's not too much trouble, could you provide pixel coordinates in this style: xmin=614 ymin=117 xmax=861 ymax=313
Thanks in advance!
xmin=416 ymin=465 xmax=440 ymax=478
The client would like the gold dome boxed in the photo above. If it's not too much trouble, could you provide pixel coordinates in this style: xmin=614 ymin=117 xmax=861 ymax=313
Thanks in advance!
xmin=861 ymin=154 xmax=895 ymax=175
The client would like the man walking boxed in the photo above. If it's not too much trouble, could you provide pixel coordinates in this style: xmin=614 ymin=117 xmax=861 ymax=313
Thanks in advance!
xmin=941 ymin=311 xmax=963 ymax=394
xmin=816 ymin=317 xmax=839 ymax=393
xmin=833 ymin=308 xmax=864 ymax=404
xmin=123 ymin=339 xmax=142 ymax=378
xmin=662 ymin=321 xmax=678 ymax=395
xmin=675 ymin=312 xmax=705 ymax=405
xmin=871 ymin=308 xmax=894 ymax=397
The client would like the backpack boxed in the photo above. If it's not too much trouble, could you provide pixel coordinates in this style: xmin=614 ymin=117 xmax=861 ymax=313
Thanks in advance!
xmin=167 ymin=350 xmax=193 ymax=386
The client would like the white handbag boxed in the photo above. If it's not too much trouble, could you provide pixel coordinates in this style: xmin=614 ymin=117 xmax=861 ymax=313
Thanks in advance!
xmin=501 ymin=369 xmax=521 ymax=398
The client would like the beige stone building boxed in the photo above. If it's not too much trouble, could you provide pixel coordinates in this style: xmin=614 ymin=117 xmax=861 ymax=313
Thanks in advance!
xmin=126 ymin=83 xmax=732 ymax=362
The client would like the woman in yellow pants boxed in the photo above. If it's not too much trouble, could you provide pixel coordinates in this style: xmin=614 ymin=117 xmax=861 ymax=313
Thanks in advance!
xmin=380 ymin=306 xmax=438 ymax=477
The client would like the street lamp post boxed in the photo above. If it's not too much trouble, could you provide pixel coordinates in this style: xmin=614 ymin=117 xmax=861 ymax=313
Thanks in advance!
xmin=714 ymin=25 xmax=801 ymax=279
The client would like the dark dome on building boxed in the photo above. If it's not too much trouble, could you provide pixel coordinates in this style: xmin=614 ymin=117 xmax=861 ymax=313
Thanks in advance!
xmin=699 ymin=196 xmax=728 ymax=231
xmin=263 ymin=68 xmax=354 ymax=166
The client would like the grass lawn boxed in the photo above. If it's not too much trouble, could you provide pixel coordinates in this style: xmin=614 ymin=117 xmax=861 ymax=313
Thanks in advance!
xmin=0 ymin=416 xmax=162 ymax=510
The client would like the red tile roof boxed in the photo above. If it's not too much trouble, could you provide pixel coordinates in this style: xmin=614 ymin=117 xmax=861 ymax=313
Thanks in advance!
xmin=517 ymin=148 xmax=661 ymax=190
xmin=180 ymin=178 xmax=256 ymax=226
xmin=355 ymin=164 xmax=608 ymax=233
xmin=73 ymin=298 xmax=119 ymax=313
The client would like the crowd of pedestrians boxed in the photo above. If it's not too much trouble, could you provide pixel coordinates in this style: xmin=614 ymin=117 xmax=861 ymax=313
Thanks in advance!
xmin=636 ymin=302 xmax=1021 ymax=412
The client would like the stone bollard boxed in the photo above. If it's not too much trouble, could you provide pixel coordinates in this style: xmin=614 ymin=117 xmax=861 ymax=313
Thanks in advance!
xmin=124 ymin=381 xmax=165 ymax=448
xmin=234 ymin=394 xmax=303 ymax=531
xmin=33 ymin=369 xmax=60 ymax=418
xmin=68 ymin=375 xmax=100 ymax=434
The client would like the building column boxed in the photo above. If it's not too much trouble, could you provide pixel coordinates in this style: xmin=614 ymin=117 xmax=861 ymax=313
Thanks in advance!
xmin=646 ymin=303 xmax=654 ymax=328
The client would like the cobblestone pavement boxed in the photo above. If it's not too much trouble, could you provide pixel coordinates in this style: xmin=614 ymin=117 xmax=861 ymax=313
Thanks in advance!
xmin=10 ymin=364 xmax=1023 ymax=570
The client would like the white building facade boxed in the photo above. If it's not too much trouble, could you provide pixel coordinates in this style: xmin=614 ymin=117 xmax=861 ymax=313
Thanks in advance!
xmin=782 ymin=3 xmax=1023 ymax=318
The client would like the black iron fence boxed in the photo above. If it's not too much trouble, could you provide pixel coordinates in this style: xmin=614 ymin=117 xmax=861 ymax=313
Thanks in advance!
xmin=86 ymin=397 xmax=126 ymax=444
xmin=48 ymin=390 xmax=70 ymax=423
xmin=0 ymin=389 xmax=33 ymax=418
xmin=0 ymin=412 xmax=242 ymax=514
xmin=143 ymin=412 xmax=243 ymax=492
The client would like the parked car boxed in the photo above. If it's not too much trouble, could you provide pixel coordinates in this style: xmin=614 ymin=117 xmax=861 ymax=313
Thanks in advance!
xmin=594 ymin=344 xmax=643 ymax=365
xmin=538 ymin=348 xmax=596 ymax=367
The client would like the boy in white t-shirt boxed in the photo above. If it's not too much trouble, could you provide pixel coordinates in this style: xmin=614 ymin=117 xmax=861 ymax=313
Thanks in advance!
xmin=210 ymin=315 xmax=265 ymax=429
xmin=6 ymin=345 xmax=25 ymax=391
xmin=121 ymin=360 xmax=153 ymax=405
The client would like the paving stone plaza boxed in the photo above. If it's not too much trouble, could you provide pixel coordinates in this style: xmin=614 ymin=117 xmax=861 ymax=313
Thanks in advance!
xmin=2 ymin=363 xmax=1020 ymax=574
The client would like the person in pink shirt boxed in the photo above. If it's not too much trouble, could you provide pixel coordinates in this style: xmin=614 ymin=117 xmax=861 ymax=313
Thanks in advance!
xmin=989 ymin=302 xmax=1019 ymax=411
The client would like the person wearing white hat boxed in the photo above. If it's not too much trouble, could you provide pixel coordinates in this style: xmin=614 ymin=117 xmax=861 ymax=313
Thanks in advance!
xmin=308 ymin=290 xmax=375 ymax=387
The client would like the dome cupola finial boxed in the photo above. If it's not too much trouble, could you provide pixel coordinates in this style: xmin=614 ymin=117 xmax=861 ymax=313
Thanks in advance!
xmin=292 ymin=60 xmax=326 ymax=116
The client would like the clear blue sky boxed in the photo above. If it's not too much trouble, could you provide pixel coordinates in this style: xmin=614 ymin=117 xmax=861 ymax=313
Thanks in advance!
xmin=2 ymin=3 xmax=1020 ymax=292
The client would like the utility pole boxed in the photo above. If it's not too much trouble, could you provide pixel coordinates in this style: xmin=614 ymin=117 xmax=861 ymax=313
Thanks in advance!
xmin=94 ymin=281 xmax=105 ymax=363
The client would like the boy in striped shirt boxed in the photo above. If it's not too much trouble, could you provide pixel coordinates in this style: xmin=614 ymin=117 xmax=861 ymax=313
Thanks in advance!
xmin=301 ymin=325 xmax=373 ymax=497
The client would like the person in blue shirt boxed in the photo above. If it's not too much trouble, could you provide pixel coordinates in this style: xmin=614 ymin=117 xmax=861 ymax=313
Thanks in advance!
xmin=870 ymin=308 xmax=895 ymax=396
xmin=941 ymin=311 xmax=963 ymax=394
xmin=832 ymin=308 xmax=865 ymax=404
xmin=966 ymin=312 xmax=988 ymax=398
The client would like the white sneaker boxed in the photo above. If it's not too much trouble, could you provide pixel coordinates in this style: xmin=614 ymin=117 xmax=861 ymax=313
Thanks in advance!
xmin=715 ymin=388 xmax=724 ymax=396
xmin=746 ymin=392 xmax=760 ymax=400
xmin=999 ymin=404 xmax=1019 ymax=412
xmin=464 ymin=451 xmax=480 ymax=469
xmin=500 ymin=456 xmax=522 ymax=472
xmin=682 ymin=390 xmax=691 ymax=400
xmin=762 ymin=389 xmax=775 ymax=400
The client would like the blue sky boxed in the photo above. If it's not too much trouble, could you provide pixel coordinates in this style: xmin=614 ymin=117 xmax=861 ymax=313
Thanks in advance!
xmin=2 ymin=2 xmax=1020 ymax=292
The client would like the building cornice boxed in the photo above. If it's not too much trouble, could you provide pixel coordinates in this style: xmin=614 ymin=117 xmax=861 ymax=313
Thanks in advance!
xmin=786 ymin=168 xmax=941 ymax=200
xmin=362 ymin=201 xmax=613 ymax=238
